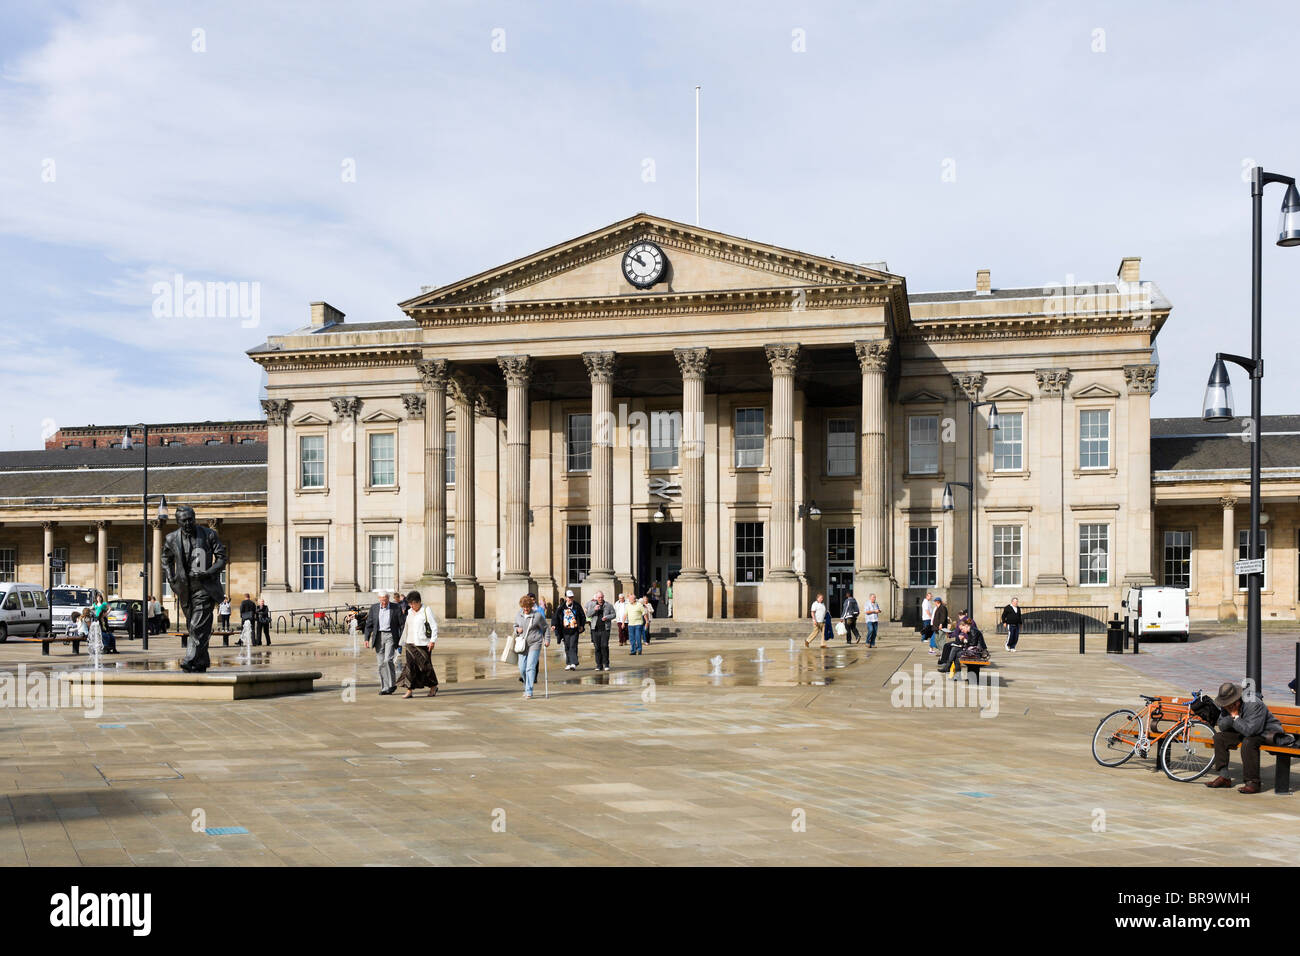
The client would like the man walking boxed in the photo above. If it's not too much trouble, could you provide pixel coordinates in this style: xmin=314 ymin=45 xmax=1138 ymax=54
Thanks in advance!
xmin=864 ymin=593 xmax=882 ymax=647
xmin=363 ymin=590 xmax=404 ymax=696
xmin=614 ymin=593 xmax=630 ymax=646
xmin=928 ymin=597 xmax=948 ymax=656
xmin=161 ymin=505 xmax=227 ymax=673
xmin=1204 ymin=681 xmax=1289 ymax=794
xmin=841 ymin=591 xmax=861 ymax=644
xmin=920 ymin=591 xmax=935 ymax=646
xmin=585 ymin=591 xmax=616 ymax=672
xmin=1001 ymin=598 xmax=1023 ymax=652
xmin=256 ymin=598 xmax=272 ymax=646
xmin=552 ymin=590 xmax=587 ymax=670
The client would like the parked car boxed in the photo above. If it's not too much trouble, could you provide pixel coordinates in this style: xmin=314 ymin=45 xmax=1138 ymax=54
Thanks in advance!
xmin=105 ymin=598 xmax=145 ymax=637
xmin=1122 ymin=586 xmax=1190 ymax=643
xmin=48 ymin=586 xmax=96 ymax=634
xmin=0 ymin=583 xmax=53 ymax=642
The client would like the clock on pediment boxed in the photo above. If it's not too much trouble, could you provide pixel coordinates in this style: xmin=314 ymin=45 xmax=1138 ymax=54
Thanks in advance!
xmin=622 ymin=240 xmax=667 ymax=289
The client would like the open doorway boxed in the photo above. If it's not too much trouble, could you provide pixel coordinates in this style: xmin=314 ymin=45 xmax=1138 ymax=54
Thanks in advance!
xmin=636 ymin=521 xmax=681 ymax=615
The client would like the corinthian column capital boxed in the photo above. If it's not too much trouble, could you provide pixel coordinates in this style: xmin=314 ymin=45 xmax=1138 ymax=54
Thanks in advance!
xmin=497 ymin=354 xmax=533 ymax=388
xmin=582 ymin=351 xmax=617 ymax=384
xmin=764 ymin=343 xmax=800 ymax=377
xmin=673 ymin=347 xmax=710 ymax=381
xmin=854 ymin=340 xmax=892 ymax=373
xmin=951 ymin=372 xmax=986 ymax=403
xmin=330 ymin=396 xmax=361 ymax=421
xmin=1123 ymin=364 xmax=1159 ymax=394
xmin=417 ymin=358 xmax=450 ymax=392
xmin=260 ymin=398 xmax=292 ymax=425
xmin=1035 ymin=367 xmax=1071 ymax=396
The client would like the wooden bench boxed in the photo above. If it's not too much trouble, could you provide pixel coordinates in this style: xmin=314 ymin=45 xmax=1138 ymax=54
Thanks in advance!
xmin=15 ymin=636 xmax=83 ymax=655
xmin=1205 ymin=703 xmax=1300 ymax=794
xmin=946 ymin=656 xmax=993 ymax=682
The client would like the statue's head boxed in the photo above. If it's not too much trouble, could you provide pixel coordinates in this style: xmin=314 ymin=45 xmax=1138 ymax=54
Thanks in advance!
xmin=176 ymin=505 xmax=197 ymax=533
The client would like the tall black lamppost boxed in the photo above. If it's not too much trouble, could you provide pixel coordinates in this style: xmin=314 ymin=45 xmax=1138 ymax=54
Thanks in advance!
xmin=1202 ymin=166 xmax=1300 ymax=693
xmin=942 ymin=400 xmax=999 ymax=615
xmin=122 ymin=425 xmax=168 ymax=650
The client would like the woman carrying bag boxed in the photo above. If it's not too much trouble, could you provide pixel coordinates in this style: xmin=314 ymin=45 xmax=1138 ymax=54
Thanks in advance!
xmin=397 ymin=590 xmax=439 ymax=699
xmin=514 ymin=595 xmax=550 ymax=699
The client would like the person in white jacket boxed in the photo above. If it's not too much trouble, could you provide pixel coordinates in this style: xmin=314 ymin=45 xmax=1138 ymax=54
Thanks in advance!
xmin=397 ymin=589 xmax=439 ymax=699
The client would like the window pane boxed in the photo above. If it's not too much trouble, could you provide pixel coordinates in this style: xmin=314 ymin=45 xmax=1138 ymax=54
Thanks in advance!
xmin=735 ymin=408 xmax=764 ymax=468
xmin=825 ymin=527 xmax=854 ymax=563
xmin=1162 ymin=531 xmax=1191 ymax=588
xmin=1078 ymin=524 xmax=1109 ymax=585
xmin=1237 ymin=528 xmax=1267 ymax=590
xmin=300 ymin=435 xmax=325 ymax=488
xmin=301 ymin=537 xmax=325 ymax=592
xmin=369 ymin=433 xmax=396 ymax=487
xmin=258 ymin=544 xmax=268 ymax=589
xmin=649 ymin=411 xmax=681 ymax=469
xmin=993 ymin=412 xmax=1023 ymax=471
xmin=369 ymin=535 xmax=395 ymax=591
xmin=445 ymin=430 xmax=456 ymax=485
xmin=446 ymin=534 xmax=455 ymax=577
xmin=51 ymin=548 xmax=68 ymax=587
xmin=908 ymin=416 xmax=939 ymax=474
xmin=908 ymin=527 xmax=937 ymax=587
xmin=567 ymin=414 xmax=592 ymax=471
xmin=992 ymin=525 xmax=1022 ymax=587
xmin=735 ymin=521 xmax=764 ymax=583
xmin=107 ymin=546 xmax=120 ymax=593
xmin=826 ymin=418 xmax=855 ymax=476
xmin=0 ymin=549 xmax=15 ymax=583
xmin=1079 ymin=410 xmax=1110 ymax=469
xmin=567 ymin=525 xmax=591 ymax=585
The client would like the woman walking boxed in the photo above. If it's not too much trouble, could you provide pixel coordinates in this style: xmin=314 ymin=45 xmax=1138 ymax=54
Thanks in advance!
xmin=397 ymin=590 xmax=439 ymax=698
xmin=626 ymin=594 xmax=648 ymax=655
xmin=515 ymin=594 xmax=549 ymax=699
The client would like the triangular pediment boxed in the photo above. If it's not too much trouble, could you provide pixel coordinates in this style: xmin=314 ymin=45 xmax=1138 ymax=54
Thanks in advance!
xmin=986 ymin=386 xmax=1033 ymax=402
xmin=360 ymin=410 xmax=402 ymax=424
xmin=900 ymin=388 xmax=948 ymax=405
xmin=399 ymin=213 xmax=901 ymax=312
xmin=1071 ymin=383 xmax=1121 ymax=399
xmin=291 ymin=412 xmax=331 ymax=426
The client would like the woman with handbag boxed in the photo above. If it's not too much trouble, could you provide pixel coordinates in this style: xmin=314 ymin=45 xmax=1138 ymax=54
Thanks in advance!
xmin=515 ymin=594 xmax=550 ymax=699
xmin=397 ymin=590 xmax=439 ymax=699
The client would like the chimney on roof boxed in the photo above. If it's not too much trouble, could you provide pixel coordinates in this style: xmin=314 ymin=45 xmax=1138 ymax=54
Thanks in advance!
xmin=975 ymin=269 xmax=991 ymax=294
xmin=1118 ymin=257 xmax=1140 ymax=284
xmin=310 ymin=302 xmax=345 ymax=328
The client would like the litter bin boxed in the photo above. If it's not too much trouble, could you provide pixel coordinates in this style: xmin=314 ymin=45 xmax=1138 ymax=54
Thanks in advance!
xmin=1106 ymin=615 xmax=1125 ymax=654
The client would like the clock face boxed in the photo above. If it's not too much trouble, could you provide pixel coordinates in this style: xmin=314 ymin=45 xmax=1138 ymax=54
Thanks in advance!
xmin=622 ymin=241 xmax=667 ymax=288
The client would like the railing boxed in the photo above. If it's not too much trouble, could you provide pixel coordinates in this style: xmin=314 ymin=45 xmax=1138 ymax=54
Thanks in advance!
xmin=998 ymin=605 xmax=1109 ymax=634
xmin=274 ymin=606 xmax=360 ymax=635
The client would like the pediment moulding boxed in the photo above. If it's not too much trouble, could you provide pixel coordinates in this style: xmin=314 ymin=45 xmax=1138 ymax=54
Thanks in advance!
xmin=984 ymin=386 xmax=1033 ymax=402
xmin=1071 ymin=383 xmax=1121 ymax=400
xmin=899 ymin=388 xmax=948 ymax=405
xmin=361 ymin=409 xmax=403 ymax=424
xmin=290 ymin=412 xmax=331 ymax=427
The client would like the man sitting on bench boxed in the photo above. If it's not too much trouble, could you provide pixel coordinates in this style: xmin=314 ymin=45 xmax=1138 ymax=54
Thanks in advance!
xmin=1205 ymin=681 xmax=1286 ymax=795
xmin=937 ymin=617 xmax=985 ymax=674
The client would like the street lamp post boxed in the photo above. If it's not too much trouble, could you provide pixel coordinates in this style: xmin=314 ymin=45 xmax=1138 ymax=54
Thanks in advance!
xmin=1202 ymin=166 xmax=1299 ymax=694
xmin=123 ymin=425 xmax=168 ymax=650
xmin=942 ymin=400 xmax=999 ymax=615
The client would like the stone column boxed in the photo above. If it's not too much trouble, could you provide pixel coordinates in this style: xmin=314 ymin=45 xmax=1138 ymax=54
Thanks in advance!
xmin=583 ymin=351 xmax=618 ymax=602
xmin=496 ymin=356 xmax=534 ymax=621
xmin=330 ymin=396 xmax=362 ymax=596
xmin=416 ymin=360 xmax=451 ymax=615
xmin=760 ymin=344 xmax=801 ymax=621
xmin=1034 ymin=368 xmax=1070 ymax=590
xmin=41 ymin=521 xmax=54 ymax=590
xmin=150 ymin=519 xmax=164 ymax=600
xmin=855 ymin=341 xmax=892 ymax=608
xmin=95 ymin=521 xmax=108 ymax=595
xmin=1219 ymin=496 xmax=1238 ymax=622
xmin=450 ymin=376 xmax=479 ymax=618
xmin=1121 ymin=365 xmax=1158 ymax=589
xmin=260 ymin=399 xmax=291 ymax=592
xmin=673 ymin=347 xmax=711 ymax=620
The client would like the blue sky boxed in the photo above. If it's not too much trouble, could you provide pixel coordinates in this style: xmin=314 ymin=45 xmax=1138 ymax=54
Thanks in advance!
xmin=2 ymin=0 xmax=1299 ymax=450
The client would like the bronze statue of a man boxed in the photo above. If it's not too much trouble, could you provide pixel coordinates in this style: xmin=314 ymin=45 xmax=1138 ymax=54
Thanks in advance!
xmin=162 ymin=505 xmax=228 ymax=673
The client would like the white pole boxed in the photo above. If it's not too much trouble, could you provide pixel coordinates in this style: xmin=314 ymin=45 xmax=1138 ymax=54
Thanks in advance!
xmin=694 ymin=85 xmax=701 ymax=226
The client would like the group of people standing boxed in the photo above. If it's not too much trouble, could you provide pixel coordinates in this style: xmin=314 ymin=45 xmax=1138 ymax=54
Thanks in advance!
xmin=216 ymin=593 xmax=273 ymax=645
xmin=805 ymin=591 xmax=881 ymax=647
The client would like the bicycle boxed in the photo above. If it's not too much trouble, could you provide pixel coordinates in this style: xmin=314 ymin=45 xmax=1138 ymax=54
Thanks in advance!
xmin=1091 ymin=692 xmax=1217 ymax=782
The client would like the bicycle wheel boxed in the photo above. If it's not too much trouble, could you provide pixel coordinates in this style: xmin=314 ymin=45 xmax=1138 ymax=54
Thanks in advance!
xmin=1092 ymin=709 xmax=1143 ymax=766
xmin=1160 ymin=719 xmax=1217 ymax=782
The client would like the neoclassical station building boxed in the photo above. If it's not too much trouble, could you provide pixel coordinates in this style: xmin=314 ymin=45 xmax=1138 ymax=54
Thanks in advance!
xmin=246 ymin=213 xmax=1171 ymax=623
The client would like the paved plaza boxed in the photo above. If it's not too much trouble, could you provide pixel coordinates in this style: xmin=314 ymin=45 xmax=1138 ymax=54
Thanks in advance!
xmin=0 ymin=627 xmax=1297 ymax=866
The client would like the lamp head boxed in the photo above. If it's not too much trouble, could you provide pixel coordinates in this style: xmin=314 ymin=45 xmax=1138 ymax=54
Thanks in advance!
xmin=121 ymin=430 xmax=133 ymax=450
xmin=652 ymin=506 xmax=666 ymax=524
xmin=157 ymin=495 xmax=168 ymax=522
xmin=941 ymin=484 xmax=955 ymax=512
xmin=1201 ymin=357 xmax=1235 ymax=422
xmin=987 ymin=403 xmax=999 ymax=430
xmin=1278 ymin=183 xmax=1300 ymax=247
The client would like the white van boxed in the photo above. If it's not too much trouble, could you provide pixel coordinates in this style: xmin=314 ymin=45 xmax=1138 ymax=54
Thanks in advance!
xmin=0 ymin=583 xmax=53 ymax=641
xmin=1122 ymin=586 xmax=1190 ymax=643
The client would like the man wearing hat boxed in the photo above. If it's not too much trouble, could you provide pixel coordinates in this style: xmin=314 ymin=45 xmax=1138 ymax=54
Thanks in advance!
xmin=1204 ymin=681 xmax=1286 ymax=794
xmin=552 ymin=590 xmax=587 ymax=671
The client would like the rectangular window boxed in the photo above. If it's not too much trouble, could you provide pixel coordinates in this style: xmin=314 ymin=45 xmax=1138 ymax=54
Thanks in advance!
xmin=649 ymin=410 xmax=681 ymax=470
xmin=1079 ymin=410 xmax=1111 ymax=469
xmin=51 ymin=547 xmax=68 ymax=587
xmin=301 ymin=537 xmax=325 ymax=592
xmin=567 ymin=414 xmax=592 ymax=472
xmin=445 ymin=430 xmax=456 ymax=485
xmin=1079 ymin=524 xmax=1109 ymax=585
xmin=908 ymin=416 xmax=939 ymax=474
xmin=826 ymin=527 xmax=854 ymax=564
xmin=1237 ymin=529 xmax=1268 ymax=590
xmin=993 ymin=411 xmax=1023 ymax=471
xmin=734 ymin=408 xmax=765 ymax=468
xmin=368 ymin=432 xmax=396 ymax=487
xmin=1163 ymin=531 xmax=1191 ymax=588
xmin=258 ymin=543 xmax=268 ymax=590
xmin=735 ymin=522 xmax=764 ymax=583
xmin=299 ymin=435 xmax=325 ymax=488
xmin=992 ymin=525 xmax=1022 ymax=587
xmin=0 ymin=549 xmax=14 ymax=583
xmin=826 ymin=418 xmax=856 ymax=476
xmin=446 ymin=534 xmax=455 ymax=577
xmin=566 ymin=525 xmax=591 ymax=585
xmin=908 ymin=527 xmax=938 ymax=587
xmin=107 ymin=546 xmax=121 ymax=593
xmin=369 ymin=535 xmax=395 ymax=592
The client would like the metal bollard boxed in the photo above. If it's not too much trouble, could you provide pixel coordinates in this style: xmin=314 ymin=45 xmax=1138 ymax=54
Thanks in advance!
xmin=1079 ymin=618 xmax=1086 ymax=654
xmin=1294 ymin=643 xmax=1299 ymax=707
